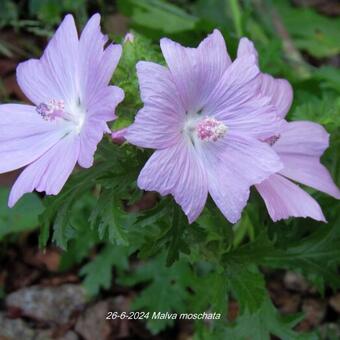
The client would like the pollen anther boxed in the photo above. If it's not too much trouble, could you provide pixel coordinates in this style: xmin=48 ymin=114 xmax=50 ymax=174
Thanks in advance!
xmin=196 ymin=117 xmax=227 ymax=142
xmin=36 ymin=99 xmax=65 ymax=121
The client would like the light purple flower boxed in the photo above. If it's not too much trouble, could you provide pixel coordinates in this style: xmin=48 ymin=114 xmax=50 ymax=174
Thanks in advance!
xmin=237 ymin=38 xmax=340 ymax=221
xmin=126 ymin=30 xmax=284 ymax=223
xmin=123 ymin=32 xmax=135 ymax=43
xmin=256 ymin=122 xmax=340 ymax=222
xmin=0 ymin=14 xmax=124 ymax=207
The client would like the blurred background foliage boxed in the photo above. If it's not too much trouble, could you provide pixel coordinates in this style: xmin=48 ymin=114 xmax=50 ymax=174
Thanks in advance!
xmin=0 ymin=0 xmax=340 ymax=339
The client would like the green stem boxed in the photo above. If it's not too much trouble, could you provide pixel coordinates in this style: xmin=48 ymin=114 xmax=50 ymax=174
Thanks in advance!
xmin=229 ymin=0 xmax=243 ymax=38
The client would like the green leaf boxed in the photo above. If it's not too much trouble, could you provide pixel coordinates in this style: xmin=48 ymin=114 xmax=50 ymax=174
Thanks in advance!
xmin=291 ymin=93 xmax=340 ymax=132
xmin=275 ymin=1 xmax=340 ymax=58
xmin=0 ymin=0 xmax=18 ymax=27
xmin=89 ymin=188 xmax=136 ymax=246
xmin=166 ymin=205 xmax=184 ymax=266
xmin=194 ymin=0 xmax=230 ymax=28
xmin=80 ymin=245 xmax=130 ymax=296
xmin=225 ymin=264 xmax=266 ymax=313
xmin=118 ymin=0 xmax=199 ymax=34
xmin=194 ymin=295 xmax=315 ymax=340
xmin=129 ymin=199 xmax=191 ymax=263
xmin=29 ymin=0 xmax=86 ymax=25
xmin=189 ymin=269 xmax=227 ymax=315
xmin=59 ymin=219 xmax=99 ymax=271
xmin=118 ymin=254 xmax=193 ymax=334
xmin=264 ymin=217 xmax=340 ymax=292
xmin=226 ymin=217 xmax=340 ymax=292
xmin=223 ymin=231 xmax=276 ymax=265
xmin=221 ymin=296 xmax=314 ymax=340
xmin=29 ymin=0 xmax=61 ymax=24
xmin=193 ymin=201 xmax=234 ymax=262
xmin=314 ymin=66 xmax=340 ymax=93
xmin=0 ymin=188 xmax=43 ymax=240
xmin=40 ymin=144 xmax=128 ymax=250
xmin=232 ymin=210 xmax=255 ymax=247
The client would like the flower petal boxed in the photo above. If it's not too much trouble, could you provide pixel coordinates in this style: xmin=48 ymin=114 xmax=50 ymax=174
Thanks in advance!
xmin=217 ymin=95 xmax=283 ymax=139
xmin=237 ymin=37 xmax=258 ymax=61
xmin=79 ymin=13 xmax=122 ymax=112
xmin=126 ymin=61 xmax=185 ymax=149
xmin=204 ymin=52 xmax=259 ymax=113
xmin=198 ymin=133 xmax=283 ymax=223
xmin=237 ymin=37 xmax=293 ymax=118
xmin=274 ymin=121 xmax=329 ymax=157
xmin=259 ymin=74 xmax=293 ymax=118
xmin=127 ymin=106 xmax=182 ymax=149
xmin=78 ymin=118 xmax=109 ymax=168
xmin=280 ymin=155 xmax=340 ymax=199
xmin=205 ymin=162 xmax=251 ymax=224
xmin=256 ymin=174 xmax=326 ymax=222
xmin=273 ymin=121 xmax=339 ymax=199
xmin=0 ymin=104 xmax=71 ymax=173
xmin=8 ymin=134 xmax=80 ymax=207
xmin=16 ymin=14 xmax=79 ymax=106
xmin=87 ymin=85 xmax=124 ymax=121
xmin=136 ymin=61 xmax=184 ymax=115
xmin=160 ymin=29 xmax=231 ymax=112
xmin=203 ymin=54 xmax=282 ymax=139
xmin=137 ymin=138 xmax=208 ymax=223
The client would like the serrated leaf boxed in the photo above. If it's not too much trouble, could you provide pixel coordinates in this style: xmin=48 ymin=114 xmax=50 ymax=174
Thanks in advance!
xmin=40 ymin=142 xmax=139 ymax=250
xmin=225 ymin=264 xmax=266 ymax=313
xmin=89 ymin=188 xmax=136 ymax=246
xmin=40 ymin=161 xmax=113 ymax=249
xmin=263 ymin=217 xmax=340 ymax=291
xmin=0 ymin=188 xmax=43 ymax=240
xmin=80 ymin=245 xmax=130 ymax=296
xmin=291 ymin=93 xmax=340 ymax=132
xmin=220 ymin=296 xmax=315 ymax=340
xmin=225 ymin=221 xmax=340 ymax=293
xmin=224 ymin=231 xmax=276 ymax=264
xmin=189 ymin=269 xmax=228 ymax=316
xmin=118 ymin=254 xmax=193 ymax=334
xmin=314 ymin=66 xmax=340 ymax=93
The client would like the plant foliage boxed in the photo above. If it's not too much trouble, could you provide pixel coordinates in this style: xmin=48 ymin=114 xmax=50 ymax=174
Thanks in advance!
xmin=1 ymin=0 xmax=340 ymax=338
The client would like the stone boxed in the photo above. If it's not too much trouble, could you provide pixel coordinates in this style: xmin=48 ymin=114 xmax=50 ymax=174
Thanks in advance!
xmin=75 ymin=300 xmax=112 ymax=340
xmin=283 ymin=271 xmax=309 ymax=292
xmin=0 ymin=312 xmax=78 ymax=340
xmin=6 ymin=284 xmax=87 ymax=324
xmin=302 ymin=298 xmax=327 ymax=327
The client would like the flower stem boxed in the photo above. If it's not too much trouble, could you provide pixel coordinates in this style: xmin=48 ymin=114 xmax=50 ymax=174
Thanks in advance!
xmin=229 ymin=0 xmax=243 ymax=38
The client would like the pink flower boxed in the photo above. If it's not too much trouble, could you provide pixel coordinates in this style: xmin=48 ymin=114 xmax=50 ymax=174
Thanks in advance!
xmin=126 ymin=30 xmax=284 ymax=223
xmin=0 ymin=14 xmax=124 ymax=207
xmin=237 ymin=38 xmax=340 ymax=221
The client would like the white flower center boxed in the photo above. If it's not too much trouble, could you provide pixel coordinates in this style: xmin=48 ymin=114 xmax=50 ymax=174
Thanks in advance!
xmin=36 ymin=99 xmax=85 ymax=133
xmin=183 ymin=115 xmax=228 ymax=143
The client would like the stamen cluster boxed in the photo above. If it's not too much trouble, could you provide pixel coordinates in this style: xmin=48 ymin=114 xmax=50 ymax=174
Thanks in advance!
xmin=196 ymin=117 xmax=227 ymax=142
xmin=36 ymin=99 xmax=65 ymax=121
